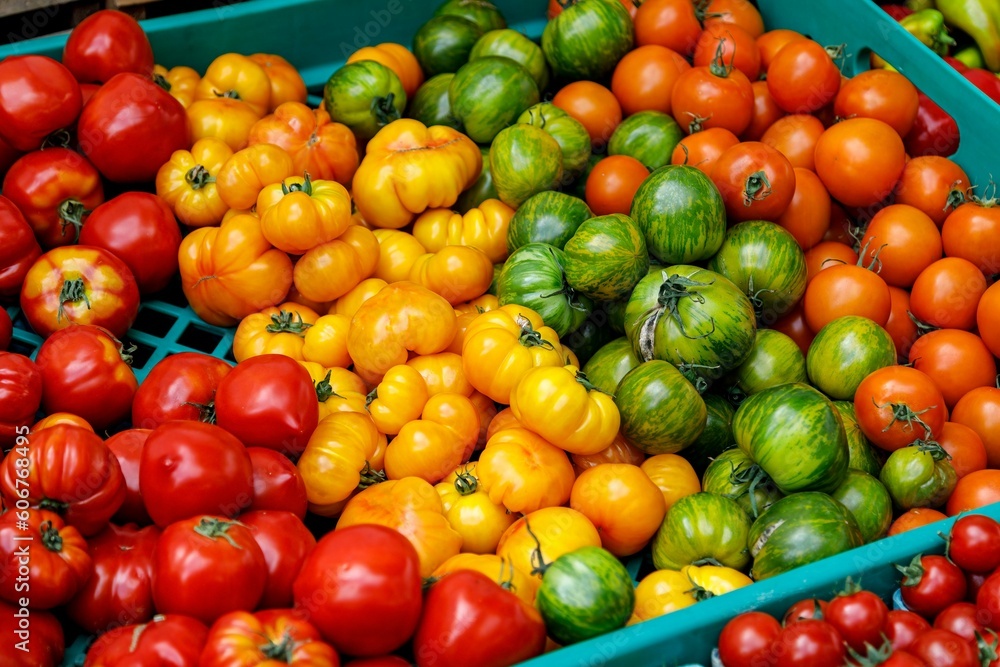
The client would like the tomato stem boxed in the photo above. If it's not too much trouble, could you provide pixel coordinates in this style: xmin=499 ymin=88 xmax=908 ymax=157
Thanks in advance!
xmin=872 ymin=397 xmax=936 ymax=439
xmin=358 ymin=461 xmax=386 ymax=489
xmin=684 ymin=111 xmax=712 ymax=134
xmin=742 ymin=170 xmax=773 ymax=207
xmin=152 ymin=72 xmax=172 ymax=92
xmin=57 ymin=278 xmax=91 ymax=323
xmin=260 ymin=632 xmax=297 ymax=662
xmin=515 ymin=315 xmax=555 ymax=350
xmin=524 ymin=519 xmax=550 ymax=577
xmin=214 ymin=88 xmax=242 ymax=101
xmin=371 ymin=93 xmax=401 ymax=128
xmin=281 ymin=172 xmax=314 ymax=196
xmin=573 ymin=370 xmax=609 ymax=396
xmin=266 ymin=310 xmax=313 ymax=335
xmin=673 ymin=355 xmax=719 ymax=394
xmin=315 ymin=372 xmax=335 ymax=404
xmin=58 ymin=199 xmax=88 ymax=242
xmin=185 ymin=165 xmax=215 ymax=190
xmin=945 ymin=182 xmax=968 ymax=212
xmin=895 ymin=553 xmax=926 ymax=587
xmin=708 ymin=35 xmax=735 ymax=78
xmin=38 ymin=498 xmax=68 ymax=514
xmin=41 ymin=129 xmax=72 ymax=150
xmin=655 ymin=273 xmax=717 ymax=341
xmin=454 ymin=468 xmax=478 ymax=495
xmin=912 ymin=438 xmax=951 ymax=460
xmin=39 ymin=521 xmax=63 ymax=553
xmin=365 ymin=387 xmax=378 ymax=409
xmin=192 ymin=516 xmax=242 ymax=547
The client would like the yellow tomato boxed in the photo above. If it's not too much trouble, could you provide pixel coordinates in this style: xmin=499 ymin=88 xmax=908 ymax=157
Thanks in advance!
xmin=293 ymin=225 xmax=380 ymax=303
xmin=257 ymin=174 xmax=353 ymax=255
xmin=187 ymin=98 xmax=261 ymax=152
xmin=631 ymin=570 xmax=697 ymax=623
xmin=284 ymin=283 xmax=331 ymax=313
xmin=232 ymin=302 xmax=319 ymax=362
xmin=216 ymin=143 xmax=296 ymax=211
xmin=408 ymin=245 xmax=494 ymax=306
xmin=455 ymin=294 xmax=500 ymax=315
xmin=486 ymin=407 xmax=522 ymax=440
xmin=155 ymin=138 xmax=232 ymax=228
xmin=411 ymin=199 xmax=514 ymax=264
xmin=331 ymin=278 xmax=387 ymax=318
xmin=468 ymin=390 xmax=498 ymax=450
xmin=248 ymin=53 xmax=307 ymax=111
xmin=569 ymin=463 xmax=666 ymax=557
xmin=373 ymin=229 xmax=426 ymax=283
xmin=301 ymin=314 xmax=352 ymax=369
xmin=195 ymin=53 xmax=271 ymax=116
xmin=406 ymin=352 xmax=473 ymax=397
xmin=436 ymin=462 xmax=517 ymax=554
xmin=477 ymin=428 xmax=576 ymax=514
xmin=571 ymin=435 xmax=646 ymax=476
xmin=433 ymin=553 xmax=537 ymax=605
xmin=367 ymin=364 xmax=429 ymax=435
xmin=681 ymin=564 xmax=753 ymax=600
xmin=384 ymin=394 xmax=480 ymax=484
xmin=497 ymin=507 xmax=600 ymax=581
xmin=641 ymin=454 xmax=702 ymax=511
xmin=153 ymin=64 xmax=200 ymax=108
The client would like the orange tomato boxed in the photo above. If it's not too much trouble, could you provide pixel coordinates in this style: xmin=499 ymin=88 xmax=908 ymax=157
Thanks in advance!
xmin=710 ymin=141 xmax=796 ymax=222
xmin=348 ymin=43 xmax=424 ymax=97
xmin=693 ymin=22 xmax=761 ymax=81
xmin=978 ymin=282 xmax=1000 ymax=358
xmin=496 ymin=507 xmax=600 ymax=581
xmin=756 ymin=29 xmax=806 ymax=70
xmin=476 ymin=428 xmax=576 ymax=515
xmin=908 ymin=329 xmax=997 ymax=410
xmin=640 ymin=454 xmax=702 ymax=512
xmin=216 ymin=143 xmax=296 ymax=211
xmin=743 ymin=80 xmax=786 ymax=142
xmin=611 ymin=45 xmax=690 ymax=116
xmin=669 ymin=127 xmax=740 ymax=176
xmin=570 ymin=464 xmax=665 ymax=557
xmin=938 ymin=421 xmax=987 ymax=479
xmin=941 ymin=200 xmax=1000 ymax=275
xmin=766 ymin=39 xmax=841 ymax=114
xmin=814 ymin=118 xmax=906 ymax=208
xmin=408 ymin=245 xmax=494 ymax=306
xmin=803 ymin=263 xmax=891 ymax=332
xmin=468 ymin=390 xmax=498 ymax=450
xmin=834 ymin=69 xmax=919 ymax=138
xmin=486 ymin=407 xmax=522 ymax=441
xmin=887 ymin=507 xmax=947 ymax=536
xmin=671 ymin=64 xmax=755 ymax=136
xmin=760 ymin=114 xmax=825 ymax=171
xmin=884 ymin=286 xmax=919 ymax=362
xmin=187 ymin=98 xmax=261 ymax=152
xmin=895 ymin=156 xmax=969 ymax=227
xmin=248 ymin=53 xmax=307 ymax=111
xmin=432 ymin=553 xmax=537 ymax=606
xmin=776 ymin=168 xmax=831 ymax=250
xmin=570 ymin=435 xmax=645 ymax=476
xmin=373 ymin=229 xmax=427 ymax=284
xmin=703 ymin=0 xmax=765 ymax=38
xmin=909 ymin=257 xmax=987 ymax=331
xmin=293 ymin=225 xmax=380 ymax=303
xmin=585 ymin=155 xmax=649 ymax=216
xmin=946 ymin=469 xmax=1000 ymax=516
xmin=384 ymin=393 xmax=479 ymax=484
xmin=952 ymin=387 xmax=1000 ymax=468
xmin=407 ymin=352 xmax=474 ymax=397
xmin=552 ymin=81 xmax=622 ymax=148
xmin=634 ymin=0 xmax=702 ymax=56
xmin=195 ymin=53 xmax=271 ymax=116
xmin=804 ymin=241 xmax=859 ymax=283
xmin=858 ymin=204 xmax=942 ymax=288
xmin=332 ymin=277 xmax=387 ymax=319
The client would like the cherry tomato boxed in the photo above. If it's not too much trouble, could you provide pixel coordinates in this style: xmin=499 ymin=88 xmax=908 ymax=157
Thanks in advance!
xmin=711 ymin=141 xmax=796 ymax=222
xmin=633 ymin=0 xmax=702 ymax=56
xmin=804 ymin=241 xmax=859 ymax=283
xmin=671 ymin=62 xmax=755 ymax=136
xmin=834 ymin=69 xmax=919 ymax=137
xmin=131 ymin=352 xmax=232 ymax=430
xmin=82 ymin=614 xmax=208 ymax=667
xmin=744 ymin=80 xmax=786 ymax=141
xmin=814 ymin=118 xmax=906 ymax=208
xmin=240 ymin=509 xmax=316 ymax=609
xmin=0 ymin=56 xmax=82 ymax=152
xmin=895 ymin=156 xmax=969 ymax=227
xmin=34 ymin=325 xmax=137 ymax=431
xmin=941 ymin=200 xmax=1000 ymax=276
xmin=909 ymin=258 xmax=987 ymax=331
xmin=247 ymin=447 xmax=309 ymax=519
xmin=104 ymin=429 xmax=152 ymax=525
xmin=933 ymin=602 xmax=987 ymax=646
xmin=951 ymin=388 xmax=1000 ymax=470
xmin=62 ymin=9 xmax=154 ymax=83
xmin=938 ymin=421 xmax=988 ymax=480
xmin=826 ymin=589 xmax=889 ymax=653
xmin=908 ymin=628 xmax=979 ymax=667
xmin=881 ymin=651 xmax=931 ymax=667
xmin=552 ymin=81 xmax=622 ymax=148
xmin=771 ymin=619 xmax=846 ymax=667
xmin=0 ymin=195 xmax=42 ymax=300
xmin=858 ymin=204 xmax=941 ymax=289
xmin=803 ymin=263 xmax=891 ymax=332
xmin=152 ymin=516 xmax=267 ymax=625
xmin=947 ymin=469 xmax=1000 ymax=516
xmin=693 ymin=22 xmax=762 ymax=81
xmin=139 ymin=421 xmax=254 ymax=528
xmin=777 ymin=168 xmax=831 ymax=250
xmin=214 ymin=354 xmax=319 ymax=457
xmin=760 ymin=114 xmax=825 ymax=171
xmin=718 ymin=612 xmax=782 ymax=667
xmin=854 ymin=366 xmax=948 ymax=452
xmin=293 ymin=524 xmax=423 ymax=657
xmin=949 ymin=514 xmax=1000 ymax=574
xmin=0 ymin=351 xmax=42 ymax=448
xmin=79 ymin=192 xmax=182 ymax=295
xmin=885 ymin=609 xmax=932 ymax=651
xmin=888 ymin=508 xmax=948 ymax=537
xmin=898 ymin=554 xmax=967 ymax=619
xmin=669 ymin=127 xmax=740 ymax=176
xmin=909 ymin=330 xmax=997 ymax=410
xmin=783 ymin=599 xmax=830 ymax=625
xmin=585 ymin=155 xmax=649 ymax=216
xmin=766 ymin=40 xmax=841 ymax=114
xmin=611 ymin=45 xmax=690 ymax=116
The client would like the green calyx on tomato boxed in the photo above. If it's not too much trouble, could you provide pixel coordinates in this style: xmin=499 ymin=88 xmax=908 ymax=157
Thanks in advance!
xmin=266 ymin=310 xmax=312 ymax=336
xmin=39 ymin=520 xmax=64 ymax=552
xmin=192 ymin=516 xmax=243 ymax=547
xmin=58 ymin=199 xmax=88 ymax=241
xmin=185 ymin=165 xmax=215 ymax=190
xmin=638 ymin=272 xmax=717 ymax=352
xmin=57 ymin=278 xmax=91 ymax=322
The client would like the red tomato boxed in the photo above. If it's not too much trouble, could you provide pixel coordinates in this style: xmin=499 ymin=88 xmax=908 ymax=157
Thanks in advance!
xmin=771 ymin=619 xmax=846 ymax=667
xmin=0 ymin=508 xmax=91 ymax=609
xmin=703 ymin=0 xmax=765 ymax=38
xmin=200 ymin=610 xmax=339 ymax=667
xmin=951 ymin=388 xmax=1000 ymax=469
xmin=938 ymin=421 xmax=988 ymax=480
xmin=949 ymin=514 xmax=1000 ymax=574
xmin=908 ymin=628 xmax=979 ymax=667
xmin=770 ymin=301 xmax=814 ymax=356
xmin=885 ymin=609 xmax=932 ymax=651
xmin=895 ymin=156 xmax=969 ymax=227
xmin=32 ymin=413 xmax=93 ymax=433
xmin=214 ymin=354 xmax=319 ymax=457
xmin=669 ymin=127 xmax=740 ymax=176
xmin=671 ymin=62 xmax=755 ymax=136
xmin=247 ymin=447 xmax=309 ymax=519
xmin=757 ymin=29 xmax=806 ymax=71
xmin=766 ymin=40 xmax=841 ymax=114
xmin=20 ymin=245 xmax=140 ymax=339
xmin=889 ymin=508 xmax=948 ymax=537
xmin=62 ymin=10 xmax=154 ymax=83
xmin=0 ymin=135 xmax=21 ymax=177
xmin=941 ymin=200 xmax=1000 ymax=276
xmin=633 ymin=0 xmax=702 ymax=56
xmin=834 ymin=70 xmax=919 ymax=137
xmin=854 ymin=366 xmax=948 ymax=452
xmin=0 ymin=196 xmax=42 ymax=299
xmin=814 ymin=118 xmax=906 ymax=208
xmin=34 ymin=325 xmax=137 ymax=431
xmin=909 ymin=330 xmax=997 ymax=410
xmin=77 ymin=72 xmax=189 ymax=183
xmin=65 ymin=522 xmax=160 ymax=633
xmin=967 ymin=571 xmax=990 ymax=602
xmin=82 ymin=614 xmax=209 ymax=667
xmin=804 ymin=241 xmax=859 ymax=283
xmin=552 ymin=81 xmax=622 ymax=148
xmin=934 ymin=602 xmax=987 ymax=645
xmin=783 ymin=599 xmax=829 ymax=625
xmin=718 ymin=612 xmax=782 ymax=667
xmin=885 ymin=286 xmax=920 ymax=363
xmin=693 ymin=23 xmax=762 ymax=81
xmin=0 ymin=309 xmax=10 ymax=351
xmin=104 ymin=428 xmax=152 ymax=525
xmin=979 ymin=282 xmax=1000 ymax=358
xmin=711 ymin=141 xmax=796 ymax=222
xmin=293 ymin=524 xmax=423 ymax=657
xmin=881 ymin=651 xmax=930 ymax=667
xmin=344 ymin=659 xmax=411 ymax=667
xmin=152 ymin=515 xmax=267 ymax=625
xmin=977 ymin=572 xmax=1000 ymax=631
xmin=0 ymin=351 xmax=42 ymax=448
xmin=826 ymin=590 xmax=888 ymax=653
xmin=131 ymin=352 xmax=232 ymax=430
xmin=760 ymin=114 xmax=825 ymax=171
xmin=585 ymin=155 xmax=649 ymax=216
xmin=139 ymin=421 xmax=254 ymax=528
xmin=744 ymin=80 xmax=786 ymax=141
xmin=947 ymin=469 xmax=1000 ymax=516
xmin=239 ymin=510 xmax=317 ymax=610
xmin=0 ymin=424 xmax=125 ymax=536
xmin=0 ymin=56 xmax=82 ymax=152
xmin=79 ymin=192 xmax=182 ymax=294
xmin=413 ymin=570 xmax=548 ymax=667
xmin=611 ymin=45 xmax=690 ymax=116
xmin=803 ymin=263 xmax=891 ymax=332
xmin=909 ymin=258 xmax=987 ymax=331
xmin=899 ymin=554 xmax=967 ymax=618
xmin=0 ymin=598 xmax=64 ymax=666
xmin=2 ymin=148 xmax=105 ymax=248
xmin=775 ymin=168 xmax=829 ymax=250
xmin=859 ymin=204 xmax=942 ymax=289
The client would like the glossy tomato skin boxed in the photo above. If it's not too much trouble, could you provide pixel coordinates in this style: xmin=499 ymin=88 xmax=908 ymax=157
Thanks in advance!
xmin=0 ymin=351 xmax=42 ymax=448
xmin=65 ymin=522 xmax=160 ymax=633
xmin=585 ymin=155 xmax=649 ymax=216
xmin=0 ymin=309 xmax=10 ymax=350
xmin=34 ymin=325 xmax=137 ymax=431
xmin=0 ymin=509 xmax=92 ymax=609
xmin=717 ymin=612 xmax=782 ymax=667
xmin=199 ymin=609 xmax=340 ymax=667
xmin=293 ymin=524 xmax=423 ymax=657
xmin=82 ymin=614 xmax=209 ymax=667
xmin=0 ymin=55 xmax=82 ymax=152
xmin=933 ymin=602 xmax=987 ymax=644
xmin=0 ymin=598 xmax=64 ymax=667
xmin=247 ymin=447 xmax=308 ymax=518
xmin=710 ymin=141 xmax=795 ymax=222
xmin=947 ymin=470 xmax=1000 ymax=516
xmin=79 ymin=192 xmax=182 ymax=294
xmin=783 ymin=599 xmax=829 ymax=625
xmin=900 ymin=554 xmax=967 ymax=618
xmin=152 ymin=516 xmax=267 ymax=625
xmin=908 ymin=330 xmax=997 ymax=410
xmin=239 ymin=509 xmax=316 ymax=609
xmin=413 ymin=569 xmax=547 ymax=667
xmin=905 ymin=93 xmax=959 ymax=158
xmin=215 ymin=354 xmax=319 ymax=457
xmin=951 ymin=389 xmax=1000 ymax=470
xmin=885 ymin=609 xmax=932 ymax=651
xmin=853 ymin=366 xmax=947 ymax=453
xmin=77 ymin=72 xmax=189 ymax=183
xmin=104 ymin=428 xmax=152 ymax=525
xmin=949 ymin=515 xmax=1000 ymax=573
xmin=908 ymin=628 xmax=979 ymax=667
xmin=0 ymin=196 xmax=42 ymax=299
xmin=826 ymin=590 xmax=889 ymax=653
xmin=140 ymin=421 xmax=253 ymax=528
xmin=131 ymin=352 xmax=232 ymax=430
xmin=62 ymin=10 xmax=154 ymax=83
xmin=766 ymin=40 xmax=840 ymax=114
xmin=771 ymin=619 xmax=846 ymax=667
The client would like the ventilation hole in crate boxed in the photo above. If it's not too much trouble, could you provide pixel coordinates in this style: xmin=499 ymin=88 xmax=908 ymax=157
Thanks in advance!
xmin=155 ymin=277 xmax=190 ymax=308
xmin=133 ymin=308 xmax=177 ymax=338
xmin=177 ymin=324 xmax=224 ymax=354
xmin=127 ymin=340 xmax=156 ymax=370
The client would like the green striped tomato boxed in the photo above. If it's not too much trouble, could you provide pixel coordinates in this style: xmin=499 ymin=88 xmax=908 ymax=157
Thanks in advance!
xmin=559 ymin=314 xmax=614 ymax=366
xmin=608 ymin=111 xmax=684 ymax=171
xmin=682 ymin=393 xmax=736 ymax=476
xmin=536 ymin=546 xmax=634 ymax=645
xmin=806 ymin=316 xmax=897 ymax=401
xmin=323 ymin=60 xmax=407 ymax=142
xmin=724 ymin=329 xmax=807 ymax=403
xmin=706 ymin=220 xmax=807 ymax=325
xmin=748 ymin=492 xmax=864 ymax=580
xmin=506 ymin=190 xmax=592 ymax=252
xmin=450 ymin=57 xmax=539 ymax=144
xmin=412 ymin=15 xmax=484 ymax=78
xmin=563 ymin=214 xmax=648 ymax=301
xmin=833 ymin=401 xmax=883 ymax=477
xmin=831 ymin=469 xmax=893 ymax=543
xmin=407 ymin=73 xmax=462 ymax=131
xmin=470 ymin=29 xmax=549 ymax=92
xmin=517 ymin=103 xmax=591 ymax=178
xmin=490 ymin=124 xmax=564 ymax=208
xmin=615 ymin=360 xmax=707 ymax=455
xmin=733 ymin=383 xmax=850 ymax=494
xmin=879 ymin=442 xmax=957 ymax=510
xmin=651 ymin=492 xmax=752 ymax=571
xmin=702 ymin=448 xmax=784 ymax=519
xmin=630 ymin=165 xmax=726 ymax=264
xmin=542 ymin=0 xmax=634 ymax=82
xmin=435 ymin=0 xmax=507 ymax=32
xmin=582 ymin=337 xmax=641 ymax=395
xmin=496 ymin=243 xmax=592 ymax=337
